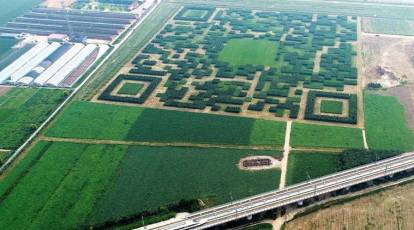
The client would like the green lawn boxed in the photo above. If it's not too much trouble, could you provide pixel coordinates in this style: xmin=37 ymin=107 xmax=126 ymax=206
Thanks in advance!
xmin=219 ymin=38 xmax=278 ymax=67
xmin=0 ymin=87 xmax=68 ymax=149
xmin=117 ymin=82 xmax=144 ymax=95
xmin=183 ymin=9 xmax=207 ymax=18
xmin=0 ymin=141 xmax=127 ymax=230
xmin=320 ymin=100 xmax=343 ymax=114
xmin=89 ymin=145 xmax=281 ymax=224
xmin=364 ymin=92 xmax=414 ymax=151
xmin=290 ymin=122 xmax=364 ymax=149
xmin=47 ymin=101 xmax=286 ymax=146
xmin=363 ymin=17 xmax=414 ymax=36
xmin=286 ymin=151 xmax=341 ymax=185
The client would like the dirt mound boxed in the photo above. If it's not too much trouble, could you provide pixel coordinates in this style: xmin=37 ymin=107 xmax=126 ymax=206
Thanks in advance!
xmin=239 ymin=156 xmax=280 ymax=171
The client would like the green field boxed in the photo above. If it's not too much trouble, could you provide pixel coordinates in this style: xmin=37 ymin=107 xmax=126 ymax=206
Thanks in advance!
xmin=0 ymin=0 xmax=41 ymax=26
xmin=0 ymin=141 xmax=281 ymax=228
xmin=219 ymin=39 xmax=278 ymax=67
xmin=363 ymin=17 xmax=414 ymax=36
xmin=0 ymin=87 xmax=68 ymax=149
xmin=47 ymin=101 xmax=286 ymax=146
xmin=117 ymin=82 xmax=144 ymax=95
xmin=89 ymin=145 xmax=281 ymax=224
xmin=364 ymin=92 xmax=414 ymax=151
xmin=286 ymin=151 xmax=340 ymax=185
xmin=290 ymin=122 xmax=364 ymax=149
xmin=0 ymin=141 xmax=127 ymax=230
xmin=320 ymin=100 xmax=343 ymax=114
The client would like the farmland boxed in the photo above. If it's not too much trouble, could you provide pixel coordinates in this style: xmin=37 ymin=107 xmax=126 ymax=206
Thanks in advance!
xmin=0 ymin=87 xmax=68 ymax=150
xmin=46 ymin=101 xmax=286 ymax=146
xmin=290 ymin=123 xmax=364 ymax=149
xmin=286 ymin=151 xmax=340 ymax=185
xmin=89 ymin=146 xmax=281 ymax=224
xmin=0 ymin=141 xmax=127 ymax=230
xmin=364 ymin=92 xmax=414 ymax=151
xmin=0 ymin=141 xmax=281 ymax=229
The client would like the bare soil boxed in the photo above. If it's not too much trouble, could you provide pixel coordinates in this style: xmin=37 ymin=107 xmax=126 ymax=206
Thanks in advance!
xmin=361 ymin=33 xmax=414 ymax=88
xmin=283 ymin=181 xmax=414 ymax=230
xmin=238 ymin=156 xmax=281 ymax=171
xmin=0 ymin=86 xmax=11 ymax=97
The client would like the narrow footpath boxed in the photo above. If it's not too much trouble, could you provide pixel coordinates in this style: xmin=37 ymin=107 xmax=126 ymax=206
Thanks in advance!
xmin=279 ymin=121 xmax=292 ymax=189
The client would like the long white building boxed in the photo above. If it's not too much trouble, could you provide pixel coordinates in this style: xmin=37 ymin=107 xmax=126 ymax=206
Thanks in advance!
xmin=33 ymin=43 xmax=85 ymax=86
xmin=0 ymin=42 xmax=48 ymax=83
xmin=10 ymin=42 xmax=61 ymax=83
xmin=46 ymin=44 xmax=97 ymax=87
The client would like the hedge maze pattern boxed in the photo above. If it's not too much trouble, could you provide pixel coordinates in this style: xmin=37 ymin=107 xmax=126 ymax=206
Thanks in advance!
xmin=99 ymin=7 xmax=360 ymax=124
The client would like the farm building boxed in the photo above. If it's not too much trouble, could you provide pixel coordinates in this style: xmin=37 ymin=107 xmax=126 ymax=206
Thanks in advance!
xmin=0 ymin=42 xmax=107 ymax=87
xmin=0 ymin=7 xmax=137 ymax=42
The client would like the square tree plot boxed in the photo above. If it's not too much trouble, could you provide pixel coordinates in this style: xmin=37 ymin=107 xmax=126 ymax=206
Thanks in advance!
xmin=98 ymin=75 xmax=161 ymax=104
xmin=305 ymin=90 xmax=357 ymax=124
xmin=174 ymin=7 xmax=215 ymax=21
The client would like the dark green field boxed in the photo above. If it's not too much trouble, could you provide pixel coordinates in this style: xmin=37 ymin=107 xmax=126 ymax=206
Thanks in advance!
xmin=0 ymin=141 xmax=281 ymax=229
xmin=90 ymin=146 xmax=281 ymax=224
xmin=0 ymin=87 xmax=68 ymax=150
xmin=47 ymin=101 xmax=286 ymax=146
xmin=286 ymin=151 xmax=340 ymax=185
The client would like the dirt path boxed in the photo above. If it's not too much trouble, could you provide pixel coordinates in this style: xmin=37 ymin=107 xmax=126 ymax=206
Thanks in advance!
xmin=356 ymin=17 xmax=366 ymax=129
xmin=40 ymin=136 xmax=283 ymax=151
xmin=279 ymin=121 xmax=292 ymax=189
xmin=362 ymin=129 xmax=369 ymax=149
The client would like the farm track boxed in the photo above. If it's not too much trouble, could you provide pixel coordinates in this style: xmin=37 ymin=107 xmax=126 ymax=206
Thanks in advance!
xmin=40 ymin=136 xmax=284 ymax=151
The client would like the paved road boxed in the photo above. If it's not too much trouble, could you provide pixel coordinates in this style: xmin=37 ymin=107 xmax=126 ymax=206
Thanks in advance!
xmin=139 ymin=151 xmax=414 ymax=230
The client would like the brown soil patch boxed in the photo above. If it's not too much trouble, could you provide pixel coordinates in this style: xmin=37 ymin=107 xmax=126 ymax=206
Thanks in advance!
xmin=283 ymin=180 xmax=414 ymax=230
xmin=384 ymin=84 xmax=414 ymax=130
xmin=0 ymin=86 xmax=11 ymax=97
xmin=238 ymin=156 xmax=280 ymax=171
xmin=361 ymin=33 xmax=414 ymax=88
